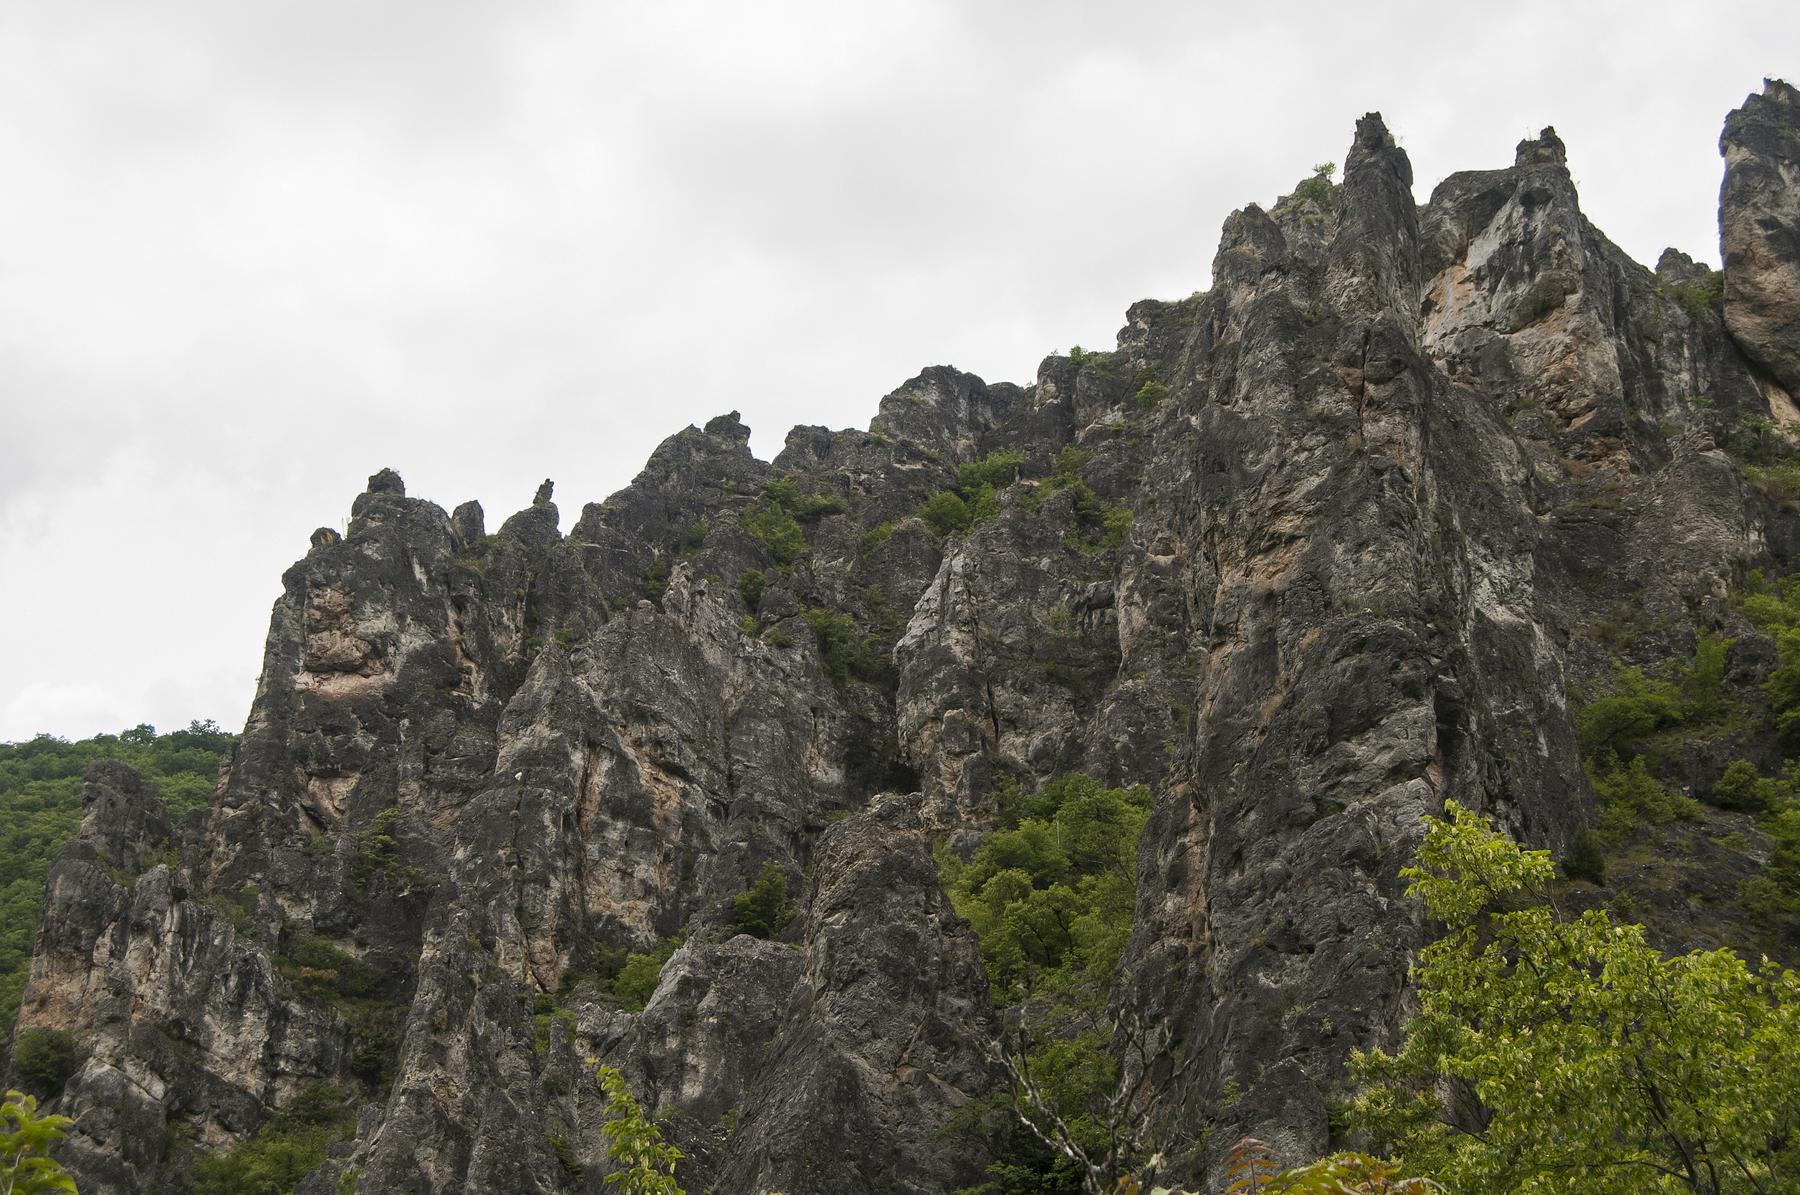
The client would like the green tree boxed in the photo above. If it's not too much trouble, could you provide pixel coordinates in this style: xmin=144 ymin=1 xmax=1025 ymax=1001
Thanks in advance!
xmin=9 ymin=1033 xmax=75 ymax=1101
xmin=944 ymin=776 xmax=1164 ymax=1193
xmin=191 ymin=1083 xmax=353 ymax=1195
xmin=0 ymin=1091 xmax=76 ymax=1195
xmin=1223 ymin=1136 xmax=1434 ymax=1193
xmin=743 ymin=493 xmax=807 ymax=570
xmin=607 ymin=934 xmax=685 ymax=1012
xmin=0 ymin=724 xmax=235 ymax=1034
xmin=1292 ymin=161 xmax=1337 ymax=207
xmin=919 ymin=490 xmax=974 ymax=538
xmin=728 ymin=861 xmax=794 ymax=940
xmin=596 ymin=1066 xmax=683 ymax=1195
xmin=1348 ymin=801 xmax=1800 ymax=1193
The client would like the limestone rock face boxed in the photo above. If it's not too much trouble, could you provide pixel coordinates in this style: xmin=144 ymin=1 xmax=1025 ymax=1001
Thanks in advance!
xmin=1722 ymin=78 xmax=1800 ymax=398
xmin=9 ymin=85 xmax=1800 ymax=1194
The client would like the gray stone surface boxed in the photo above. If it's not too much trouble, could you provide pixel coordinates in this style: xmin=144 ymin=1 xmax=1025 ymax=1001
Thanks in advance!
xmin=9 ymin=85 xmax=1799 ymax=1193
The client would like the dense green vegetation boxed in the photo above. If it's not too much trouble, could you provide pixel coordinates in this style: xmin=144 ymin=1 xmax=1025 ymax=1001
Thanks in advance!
xmin=191 ymin=1083 xmax=354 ymax=1195
xmin=940 ymin=774 xmax=1153 ymax=1194
xmin=1726 ymin=416 xmax=1800 ymax=505
xmin=597 ymin=1065 xmax=685 ymax=1195
xmin=0 ymin=722 xmax=234 ymax=1036
xmin=1567 ymin=592 xmax=1800 ymax=942
xmin=915 ymin=448 xmax=1024 ymax=539
xmin=1572 ymin=639 xmax=1735 ymax=841
xmin=9 ymin=1032 xmax=75 ymax=1100
xmin=0 ymin=1090 xmax=76 ymax=1194
xmin=727 ymin=860 xmax=795 ymax=940
xmin=1222 ymin=1137 xmax=1434 ymax=1194
xmin=1658 ymin=269 xmax=1725 ymax=319
xmin=737 ymin=568 xmax=765 ymax=614
xmin=1021 ymin=447 xmax=1132 ymax=555
xmin=1348 ymin=802 xmax=1800 ymax=1193
xmin=1133 ymin=380 xmax=1168 ymax=411
xmin=945 ymin=775 xmax=1148 ymax=1005
xmin=1291 ymin=161 xmax=1337 ymax=208
xmin=801 ymin=607 xmax=890 ymax=685
xmin=606 ymin=934 xmax=686 ymax=1013
xmin=744 ymin=475 xmax=847 ymax=571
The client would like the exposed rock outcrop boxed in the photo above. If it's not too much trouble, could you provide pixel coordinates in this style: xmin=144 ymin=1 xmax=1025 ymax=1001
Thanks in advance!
xmin=1722 ymin=78 xmax=1800 ymax=399
xmin=9 ymin=82 xmax=1799 ymax=1194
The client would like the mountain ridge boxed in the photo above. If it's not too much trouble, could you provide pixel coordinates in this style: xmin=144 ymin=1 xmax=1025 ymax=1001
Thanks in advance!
xmin=7 ymin=81 xmax=1800 ymax=1193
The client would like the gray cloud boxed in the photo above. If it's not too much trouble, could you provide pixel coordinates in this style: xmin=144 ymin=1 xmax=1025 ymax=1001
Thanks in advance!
xmin=1 ymin=0 xmax=1792 ymax=739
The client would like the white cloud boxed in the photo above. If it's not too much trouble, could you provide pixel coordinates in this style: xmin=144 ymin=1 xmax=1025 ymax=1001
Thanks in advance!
xmin=1 ymin=0 xmax=1793 ymax=740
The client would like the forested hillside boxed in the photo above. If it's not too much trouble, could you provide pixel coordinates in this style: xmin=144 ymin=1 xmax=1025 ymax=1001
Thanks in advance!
xmin=0 ymin=723 xmax=234 ymax=1035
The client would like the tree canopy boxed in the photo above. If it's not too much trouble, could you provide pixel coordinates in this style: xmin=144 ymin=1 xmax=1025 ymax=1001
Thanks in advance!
xmin=1349 ymin=801 xmax=1800 ymax=1194
xmin=0 ymin=722 xmax=233 ymax=1036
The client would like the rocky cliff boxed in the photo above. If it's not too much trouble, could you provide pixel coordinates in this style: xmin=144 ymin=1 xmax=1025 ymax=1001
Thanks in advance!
xmin=9 ymin=80 xmax=1800 ymax=1194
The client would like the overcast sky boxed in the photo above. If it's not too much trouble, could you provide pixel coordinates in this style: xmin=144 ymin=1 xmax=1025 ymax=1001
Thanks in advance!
xmin=1 ymin=2 xmax=1793 ymax=743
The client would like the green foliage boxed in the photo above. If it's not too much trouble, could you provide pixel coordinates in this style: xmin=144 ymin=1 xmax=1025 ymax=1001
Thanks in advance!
xmin=1587 ymin=753 xmax=1702 ymax=840
xmin=858 ymin=521 xmax=896 ymax=554
xmin=1744 ymin=460 xmax=1800 ymax=504
xmin=948 ymin=774 xmax=1149 ymax=1006
xmin=351 ymin=806 xmax=427 ymax=898
xmin=745 ymin=475 xmax=845 ymax=569
xmin=919 ymin=489 xmax=975 ymax=538
xmin=1223 ymin=1136 xmax=1435 ymax=1193
xmin=1677 ymin=633 xmax=1732 ymax=723
xmin=596 ymin=1066 xmax=684 ymax=1195
xmin=1347 ymin=801 xmax=1800 ymax=1193
xmin=956 ymin=449 xmax=1026 ymax=494
xmin=533 ymin=1007 xmax=580 ymax=1057
xmin=727 ymin=861 xmax=794 ymax=940
xmin=276 ymin=932 xmax=386 ymax=1003
xmin=916 ymin=448 xmax=1024 ymax=540
xmin=0 ymin=1091 xmax=76 ymax=1195
xmin=1572 ymin=644 xmax=1732 ymax=839
xmin=1575 ymin=664 xmax=1684 ymax=756
xmin=1037 ymin=447 xmax=1090 ymax=499
xmin=606 ymin=934 xmax=684 ymax=1013
xmin=192 ymin=1083 xmax=354 ymax=1195
xmin=10 ymin=1031 xmax=75 ymax=1099
xmin=1561 ymin=827 xmax=1607 ymax=885
xmin=640 ymin=554 xmax=672 ymax=602
xmin=548 ymin=1132 xmax=584 ymax=1182
xmin=273 ymin=930 xmax=402 ymax=1088
xmin=1133 ymin=380 xmax=1168 ymax=411
xmin=1658 ymin=270 xmax=1724 ymax=319
xmin=1710 ymin=757 xmax=1800 ymax=812
xmin=1292 ymin=161 xmax=1337 ymax=208
xmin=0 ymin=722 xmax=233 ymax=1034
xmin=1012 ymin=446 xmax=1131 ymax=554
xmin=1743 ymin=805 xmax=1800 ymax=932
xmin=947 ymin=778 xmax=1162 ymax=1192
xmin=743 ymin=495 xmax=807 ymax=571
xmin=737 ymin=568 xmax=764 ymax=614
xmin=1727 ymin=420 xmax=1800 ymax=504
xmin=1746 ymin=576 xmax=1800 ymax=740
xmin=944 ymin=1094 xmax=1082 ymax=1195
xmin=801 ymin=608 xmax=888 ymax=685
xmin=762 ymin=476 xmax=846 ymax=523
